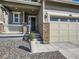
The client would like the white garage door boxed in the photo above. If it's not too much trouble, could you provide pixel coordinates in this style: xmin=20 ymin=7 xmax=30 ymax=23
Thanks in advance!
xmin=50 ymin=17 xmax=79 ymax=43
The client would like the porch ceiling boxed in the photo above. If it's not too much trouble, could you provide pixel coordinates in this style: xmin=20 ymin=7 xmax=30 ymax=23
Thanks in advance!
xmin=0 ymin=1 xmax=40 ymax=15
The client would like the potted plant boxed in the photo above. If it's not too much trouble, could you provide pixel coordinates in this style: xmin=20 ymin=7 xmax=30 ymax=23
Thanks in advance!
xmin=27 ymin=32 xmax=36 ymax=53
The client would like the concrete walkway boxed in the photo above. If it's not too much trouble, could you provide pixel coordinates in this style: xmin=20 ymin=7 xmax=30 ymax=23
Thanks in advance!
xmin=32 ymin=41 xmax=79 ymax=59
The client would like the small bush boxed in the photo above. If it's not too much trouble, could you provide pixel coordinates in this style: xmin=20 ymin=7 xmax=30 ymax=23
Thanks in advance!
xmin=28 ymin=32 xmax=35 ymax=41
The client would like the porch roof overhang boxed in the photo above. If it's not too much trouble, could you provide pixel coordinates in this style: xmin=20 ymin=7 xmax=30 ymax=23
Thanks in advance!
xmin=0 ymin=1 xmax=40 ymax=15
xmin=3 ymin=0 xmax=41 ymax=6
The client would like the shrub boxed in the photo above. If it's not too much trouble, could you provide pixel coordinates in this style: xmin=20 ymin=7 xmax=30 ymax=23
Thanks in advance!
xmin=28 ymin=32 xmax=35 ymax=41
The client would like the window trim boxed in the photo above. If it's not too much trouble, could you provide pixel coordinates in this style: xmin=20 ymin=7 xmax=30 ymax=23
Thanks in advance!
xmin=12 ymin=12 xmax=21 ymax=23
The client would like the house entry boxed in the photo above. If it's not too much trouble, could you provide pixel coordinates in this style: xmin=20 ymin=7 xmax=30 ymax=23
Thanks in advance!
xmin=28 ymin=16 xmax=37 ymax=32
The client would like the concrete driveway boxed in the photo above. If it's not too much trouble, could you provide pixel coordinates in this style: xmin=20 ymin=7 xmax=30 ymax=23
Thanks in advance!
xmin=32 ymin=41 xmax=79 ymax=59
xmin=52 ymin=42 xmax=79 ymax=59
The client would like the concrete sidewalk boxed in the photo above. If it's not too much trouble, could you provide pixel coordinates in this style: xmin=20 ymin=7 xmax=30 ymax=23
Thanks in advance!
xmin=32 ymin=41 xmax=79 ymax=59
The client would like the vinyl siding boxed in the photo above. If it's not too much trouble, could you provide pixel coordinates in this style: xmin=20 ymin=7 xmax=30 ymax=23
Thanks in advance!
xmin=45 ymin=2 xmax=79 ymax=13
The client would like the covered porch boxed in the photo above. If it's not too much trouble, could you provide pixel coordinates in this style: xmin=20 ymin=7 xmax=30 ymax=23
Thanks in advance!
xmin=0 ymin=2 xmax=40 ymax=34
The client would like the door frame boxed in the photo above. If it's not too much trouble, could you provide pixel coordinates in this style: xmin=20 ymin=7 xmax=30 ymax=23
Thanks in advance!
xmin=28 ymin=16 xmax=37 ymax=32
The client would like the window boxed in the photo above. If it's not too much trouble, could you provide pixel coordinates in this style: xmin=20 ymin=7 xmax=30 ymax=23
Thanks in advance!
xmin=75 ymin=18 xmax=79 ymax=22
xmin=69 ymin=18 xmax=76 ymax=22
xmin=50 ymin=16 xmax=58 ymax=21
xmin=13 ymin=12 xmax=20 ymax=23
xmin=60 ymin=18 xmax=68 ymax=22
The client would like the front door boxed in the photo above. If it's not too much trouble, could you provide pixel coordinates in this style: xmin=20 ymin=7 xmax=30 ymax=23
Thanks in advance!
xmin=31 ymin=17 xmax=36 ymax=32
xmin=28 ymin=16 xmax=36 ymax=32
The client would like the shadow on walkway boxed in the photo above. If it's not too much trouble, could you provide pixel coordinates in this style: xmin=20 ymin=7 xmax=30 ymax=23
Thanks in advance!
xmin=18 ymin=45 xmax=31 ymax=52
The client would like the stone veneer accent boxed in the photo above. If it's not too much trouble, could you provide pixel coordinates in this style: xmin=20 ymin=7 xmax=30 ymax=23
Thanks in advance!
xmin=43 ymin=23 xmax=49 ymax=44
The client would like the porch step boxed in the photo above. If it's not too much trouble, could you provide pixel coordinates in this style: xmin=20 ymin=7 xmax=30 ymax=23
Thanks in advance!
xmin=35 ymin=33 xmax=43 ymax=44
xmin=0 ymin=33 xmax=24 ymax=40
xmin=0 ymin=33 xmax=24 ymax=37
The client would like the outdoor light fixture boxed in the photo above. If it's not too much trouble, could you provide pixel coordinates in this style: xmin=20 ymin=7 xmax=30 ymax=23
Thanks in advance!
xmin=32 ymin=9 xmax=34 ymax=12
xmin=69 ymin=14 xmax=72 ymax=16
xmin=45 ymin=11 xmax=48 ymax=22
xmin=45 ymin=12 xmax=48 ymax=19
xmin=15 ymin=8 xmax=17 ymax=9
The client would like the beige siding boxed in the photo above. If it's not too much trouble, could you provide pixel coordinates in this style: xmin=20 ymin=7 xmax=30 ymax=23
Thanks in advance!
xmin=45 ymin=3 xmax=79 ymax=13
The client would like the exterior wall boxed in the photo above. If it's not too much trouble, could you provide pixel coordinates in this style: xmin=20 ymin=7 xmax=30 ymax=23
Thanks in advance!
xmin=5 ymin=11 xmax=24 ymax=33
xmin=45 ymin=2 xmax=79 ymax=13
xmin=42 ymin=1 xmax=79 ymax=43
xmin=45 ymin=4 xmax=79 ymax=13
xmin=38 ymin=0 xmax=50 ymax=43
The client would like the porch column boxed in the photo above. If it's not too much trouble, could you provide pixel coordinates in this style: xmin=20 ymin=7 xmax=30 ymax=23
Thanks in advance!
xmin=23 ymin=11 xmax=27 ymax=34
xmin=23 ymin=11 xmax=25 ymax=23
xmin=4 ymin=12 xmax=9 ymax=32
xmin=0 ymin=6 xmax=3 ymax=22
xmin=0 ymin=6 xmax=4 ymax=32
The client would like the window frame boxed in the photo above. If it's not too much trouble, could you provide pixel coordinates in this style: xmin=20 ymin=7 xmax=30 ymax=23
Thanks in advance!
xmin=12 ymin=12 xmax=21 ymax=23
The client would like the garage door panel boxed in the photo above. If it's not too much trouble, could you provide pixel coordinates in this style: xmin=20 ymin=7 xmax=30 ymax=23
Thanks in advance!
xmin=50 ymin=30 xmax=59 ymax=36
xmin=77 ymin=23 xmax=79 ymax=33
xmin=60 ymin=30 xmax=68 ymax=35
xmin=60 ymin=23 xmax=68 ymax=30
xmin=50 ymin=23 xmax=59 ymax=30
xmin=50 ymin=23 xmax=59 ymax=42
xmin=69 ymin=23 xmax=77 ymax=41
xmin=69 ymin=30 xmax=76 ymax=35
xmin=77 ymin=23 xmax=79 ymax=40
xmin=77 ymin=33 xmax=79 ymax=40
xmin=59 ymin=23 xmax=69 ymax=41
xmin=69 ymin=23 xmax=77 ymax=30
xmin=59 ymin=36 xmax=68 ymax=41
xmin=50 ymin=36 xmax=59 ymax=42
xmin=69 ymin=36 xmax=77 ymax=41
